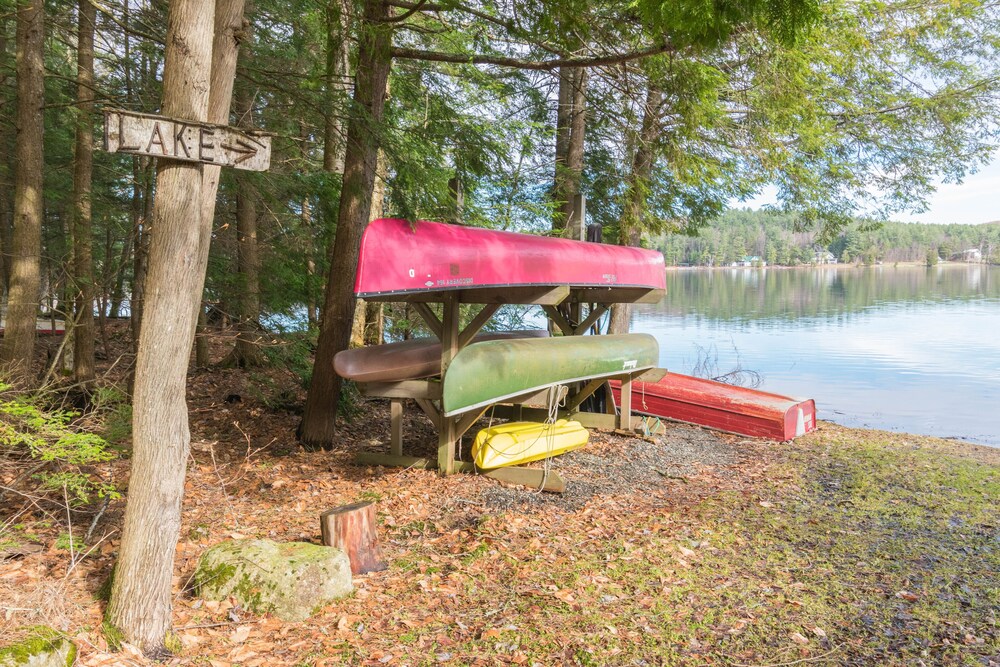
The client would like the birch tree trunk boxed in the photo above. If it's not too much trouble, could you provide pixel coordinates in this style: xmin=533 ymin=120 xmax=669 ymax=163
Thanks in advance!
xmin=71 ymin=0 xmax=96 ymax=385
xmin=0 ymin=0 xmax=44 ymax=385
xmin=106 ymin=0 xmax=218 ymax=653
xmin=300 ymin=0 xmax=391 ymax=448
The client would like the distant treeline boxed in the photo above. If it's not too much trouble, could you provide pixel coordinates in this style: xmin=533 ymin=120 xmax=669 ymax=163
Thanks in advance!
xmin=653 ymin=209 xmax=1000 ymax=266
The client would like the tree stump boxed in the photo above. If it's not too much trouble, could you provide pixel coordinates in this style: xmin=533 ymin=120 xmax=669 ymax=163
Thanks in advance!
xmin=319 ymin=502 xmax=386 ymax=575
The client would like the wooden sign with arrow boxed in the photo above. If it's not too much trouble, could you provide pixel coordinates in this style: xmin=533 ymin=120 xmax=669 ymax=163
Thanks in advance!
xmin=103 ymin=108 xmax=271 ymax=172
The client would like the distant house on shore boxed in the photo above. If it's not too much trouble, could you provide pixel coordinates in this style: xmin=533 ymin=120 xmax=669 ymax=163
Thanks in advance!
xmin=733 ymin=255 xmax=765 ymax=267
xmin=951 ymin=248 xmax=983 ymax=262
xmin=812 ymin=250 xmax=837 ymax=264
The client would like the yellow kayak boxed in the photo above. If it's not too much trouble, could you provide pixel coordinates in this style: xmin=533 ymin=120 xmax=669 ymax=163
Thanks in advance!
xmin=471 ymin=420 xmax=589 ymax=469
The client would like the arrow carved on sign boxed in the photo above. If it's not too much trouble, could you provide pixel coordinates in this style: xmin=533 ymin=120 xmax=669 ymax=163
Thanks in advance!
xmin=221 ymin=138 xmax=259 ymax=165
xmin=102 ymin=109 xmax=271 ymax=172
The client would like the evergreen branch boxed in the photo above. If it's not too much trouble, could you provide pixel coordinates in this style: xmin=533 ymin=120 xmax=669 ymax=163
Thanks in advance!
xmin=89 ymin=0 xmax=164 ymax=46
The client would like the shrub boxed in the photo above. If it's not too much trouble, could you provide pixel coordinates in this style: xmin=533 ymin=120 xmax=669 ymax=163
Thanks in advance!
xmin=0 ymin=382 xmax=119 ymax=506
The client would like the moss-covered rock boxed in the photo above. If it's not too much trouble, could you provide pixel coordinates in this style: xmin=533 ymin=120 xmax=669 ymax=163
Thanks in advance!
xmin=0 ymin=626 xmax=76 ymax=667
xmin=193 ymin=539 xmax=352 ymax=622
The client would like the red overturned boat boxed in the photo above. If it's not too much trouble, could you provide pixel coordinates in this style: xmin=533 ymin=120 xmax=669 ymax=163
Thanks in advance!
xmin=355 ymin=218 xmax=666 ymax=303
xmin=0 ymin=319 xmax=66 ymax=336
xmin=610 ymin=373 xmax=816 ymax=441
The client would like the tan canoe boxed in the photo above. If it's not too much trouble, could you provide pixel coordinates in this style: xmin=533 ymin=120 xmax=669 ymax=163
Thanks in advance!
xmin=333 ymin=330 xmax=548 ymax=383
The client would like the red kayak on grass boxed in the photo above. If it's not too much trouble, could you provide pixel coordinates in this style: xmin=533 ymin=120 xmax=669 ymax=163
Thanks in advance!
xmin=610 ymin=373 xmax=816 ymax=441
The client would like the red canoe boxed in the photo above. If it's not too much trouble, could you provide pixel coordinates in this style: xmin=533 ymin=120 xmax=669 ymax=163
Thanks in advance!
xmin=610 ymin=373 xmax=816 ymax=441
xmin=354 ymin=218 xmax=666 ymax=302
xmin=0 ymin=320 xmax=66 ymax=336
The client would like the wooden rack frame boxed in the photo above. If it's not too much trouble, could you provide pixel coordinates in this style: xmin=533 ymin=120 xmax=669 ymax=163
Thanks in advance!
xmin=354 ymin=285 xmax=665 ymax=491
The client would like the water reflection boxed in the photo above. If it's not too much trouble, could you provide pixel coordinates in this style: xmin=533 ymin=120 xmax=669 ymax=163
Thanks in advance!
xmin=633 ymin=265 xmax=1000 ymax=446
xmin=653 ymin=264 xmax=999 ymax=324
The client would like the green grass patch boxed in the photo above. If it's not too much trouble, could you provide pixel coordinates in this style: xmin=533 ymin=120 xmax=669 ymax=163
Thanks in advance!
xmin=434 ymin=435 xmax=999 ymax=665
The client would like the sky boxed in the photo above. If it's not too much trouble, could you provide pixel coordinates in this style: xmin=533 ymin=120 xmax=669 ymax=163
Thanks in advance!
xmin=744 ymin=158 xmax=1000 ymax=226
xmin=896 ymin=159 xmax=1000 ymax=225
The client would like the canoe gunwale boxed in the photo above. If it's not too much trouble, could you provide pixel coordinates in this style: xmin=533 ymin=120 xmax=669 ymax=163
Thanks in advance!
xmin=357 ymin=283 xmax=665 ymax=305
xmin=441 ymin=365 xmax=656 ymax=418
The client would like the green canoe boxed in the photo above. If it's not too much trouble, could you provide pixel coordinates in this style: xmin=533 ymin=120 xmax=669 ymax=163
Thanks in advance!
xmin=442 ymin=333 xmax=659 ymax=417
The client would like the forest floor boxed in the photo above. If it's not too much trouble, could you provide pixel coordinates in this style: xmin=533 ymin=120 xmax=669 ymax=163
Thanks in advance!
xmin=1 ymin=323 xmax=998 ymax=666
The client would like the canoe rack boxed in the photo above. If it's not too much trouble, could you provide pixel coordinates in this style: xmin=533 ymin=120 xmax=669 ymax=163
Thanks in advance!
xmin=347 ymin=219 xmax=668 ymax=492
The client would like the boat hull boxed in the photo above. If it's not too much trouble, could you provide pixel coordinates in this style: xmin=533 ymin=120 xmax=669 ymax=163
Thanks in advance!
xmin=0 ymin=319 xmax=66 ymax=336
xmin=333 ymin=330 xmax=547 ymax=383
xmin=355 ymin=218 xmax=666 ymax=301
xmin=610 ymin=373 xmax=816 ymax=440
xmin=443 ymin=334 xmax=658 ymax=417
xmin=472 ymin=419 xmax=589 ymax=469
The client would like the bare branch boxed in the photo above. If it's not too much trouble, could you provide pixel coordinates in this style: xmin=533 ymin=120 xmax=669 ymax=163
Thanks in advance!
xmin=382 ymin=0 xmax=430 ymax=23
xmin=390 ymin=41 xmax=676 ymax=71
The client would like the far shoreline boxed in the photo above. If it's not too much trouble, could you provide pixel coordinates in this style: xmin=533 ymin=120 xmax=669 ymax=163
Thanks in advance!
xmin=665 ymin=259 xmax=997 ymax=270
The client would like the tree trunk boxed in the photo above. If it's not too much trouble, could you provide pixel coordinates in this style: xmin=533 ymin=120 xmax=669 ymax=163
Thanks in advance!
xmin=0 ymin=0 xmax=44 ymax=385
xmin=609 ymin=85 xmax=662 ymax=335
xmin=303 ymin=195 xmax=318 ymax=328
xmin=0 ymin=23 xmax=10 ymax=302
xmin=324 ymin=0 xmax=352 ymax=174
xmin=195 ymin=304 xmax=210 ymax=367
xmin=349 ymin=148 xmax=386 ymax=347
xmin=350 ymin=298 xmax=366 ymax=347
xmin=109 ymin=232 xmax=132 ymax=318
xmin=195 ymin=0 xmax=247 ymax=367
xmin=106 ymin=0 xmax=217 ymax=654
xmin=198 ymin=0 xmax=246 ymax=263
xmin=225 ymin=178 xmax=264 ymax=363
xmin=71 ymin=0 xmax=97 ymax=386
xmin=130 ymin=158 xmax=154 ymax=349
xmin=319 ymin=502 xmax=386 ymax=575
xmin=561 ymin=67 xmax=588 ymax=240
xmin=363 ymin=301 xmax=383 ymax=346
xmin=300 ymin=122 xmax=318 ymax=328
xmin=223 ymin=85 xmax=266 ymax=367
xmin=299 ymin=0 xmax=391 ymax=449
xmin=552 ymin=66 xmax=587 ymax=237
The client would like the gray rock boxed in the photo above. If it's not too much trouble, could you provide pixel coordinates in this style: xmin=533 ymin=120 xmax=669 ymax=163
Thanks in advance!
xmin=0 ymin=627 xmax=76 ymax=667
xmin=193 ymin=539 xmax=352 ymax=621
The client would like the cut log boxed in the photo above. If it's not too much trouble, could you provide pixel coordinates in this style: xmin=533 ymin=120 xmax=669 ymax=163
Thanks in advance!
xmin=319 ymin=501 xmax=387 ymax=575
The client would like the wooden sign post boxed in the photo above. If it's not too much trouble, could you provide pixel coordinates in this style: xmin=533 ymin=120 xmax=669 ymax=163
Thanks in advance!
xmin=103 ymin=108 xmax=271 ymax=172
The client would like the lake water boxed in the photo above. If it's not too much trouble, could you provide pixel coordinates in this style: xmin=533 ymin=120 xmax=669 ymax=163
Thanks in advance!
xmin=630 ymin=265 xmax=1000 ymax=446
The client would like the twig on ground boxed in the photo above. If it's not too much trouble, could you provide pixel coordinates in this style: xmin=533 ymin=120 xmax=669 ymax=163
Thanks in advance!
xmin=84 ymin=496 xmax=112 ymax=544
xmin=62 ymin=530 xmax=117 ymax=582
xmin=0 ymin=485 xmax=59 ymax=521
xmin=174 ymin=620 xmax=256 ymax=630
xmin=207 ymin=442 xmax=239 ymax=530
xmin=734 ymin=644 xmax=843 ymax=667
